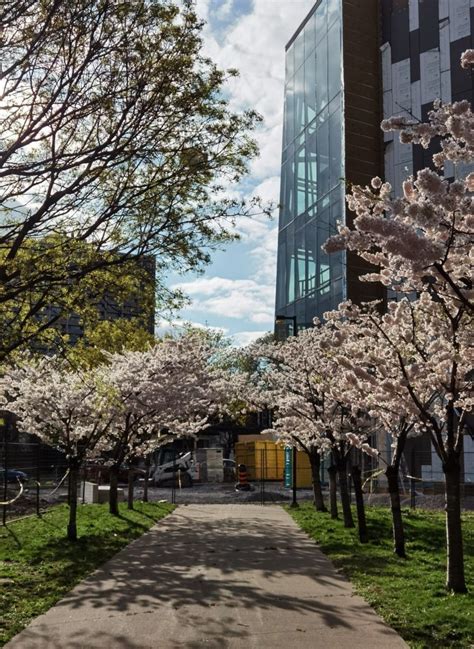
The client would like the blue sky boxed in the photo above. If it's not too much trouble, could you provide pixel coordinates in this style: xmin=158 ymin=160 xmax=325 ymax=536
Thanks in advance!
xmin=164 ymin=0 xmax=315 ymax=346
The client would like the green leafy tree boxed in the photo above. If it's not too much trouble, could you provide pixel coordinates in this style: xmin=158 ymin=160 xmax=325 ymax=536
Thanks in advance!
xmin=66 ymin=318 xmax=156 ymax=369
xmin=0 ymin=0 xmax=263 ymax=359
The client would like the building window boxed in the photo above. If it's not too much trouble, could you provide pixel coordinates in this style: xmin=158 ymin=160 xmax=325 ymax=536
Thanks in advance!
xmin=276 ymin=0 xmax=344 ymax=318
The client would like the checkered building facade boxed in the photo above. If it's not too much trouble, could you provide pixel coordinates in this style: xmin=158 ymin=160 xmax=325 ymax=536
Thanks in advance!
xmin=381 ymin=0 xmax=474 ymax=192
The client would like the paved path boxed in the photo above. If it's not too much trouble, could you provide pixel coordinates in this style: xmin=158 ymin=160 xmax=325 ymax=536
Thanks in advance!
xmin=7 ymin=505 xmax=407 ymax=649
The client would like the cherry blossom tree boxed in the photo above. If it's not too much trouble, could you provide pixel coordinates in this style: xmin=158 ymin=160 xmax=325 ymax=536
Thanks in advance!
xmin=325 ymin=305 xmax=421 ymax=558
xmin=323 ymin=50 xmax=473 ymax=593
xmin=2 ymin=357 xmax=114 ymax=540
xmin=243 ymin=328 xmax=375 ymax=531
xmin=234 ymin=338 xmax=328 ymax=514
xmin=102 ymin=333 xmax=224 ymax=514
xmin=343 ymin=296 xmax=471 ymax=591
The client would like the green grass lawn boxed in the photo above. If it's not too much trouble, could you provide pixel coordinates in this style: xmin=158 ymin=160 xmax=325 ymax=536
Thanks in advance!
xmin=0 ymin=501 xmax=174 ymax=646
xmin=289 ymin=503 xmax=474 ymax=648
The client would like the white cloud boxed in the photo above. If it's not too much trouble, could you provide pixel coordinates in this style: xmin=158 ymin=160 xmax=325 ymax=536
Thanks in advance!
xmin=172 ymin=276 xmax=275 ymax=324
xmin=249 ymin=225 xmax=278 ymax=284
xmin=214 ymin=0 xmax=234 ymax=20
xmin=232 ymin=330 xmax=271 ymax=347
xmin=252 ymin=175 xmax=281 ymax=206
xmin=155 ymin=317 xmax=229 ymax=335
xmin=170 ymin=1 xmax=314 ymax=335
xmin=196 ymin=0 xmax=314 ymax=183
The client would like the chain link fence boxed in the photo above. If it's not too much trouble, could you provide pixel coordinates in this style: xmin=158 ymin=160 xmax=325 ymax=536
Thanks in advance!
xmin=1 ymin=438 xmax=70 ymax=523
xmin=360 ymin=451 xmax=474 ymax=510
xmin=2 ymin=432 xmax=473 ymax=518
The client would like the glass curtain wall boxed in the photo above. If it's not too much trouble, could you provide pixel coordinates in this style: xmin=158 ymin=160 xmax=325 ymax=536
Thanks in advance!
xmin=276 ymin=0 xmax=344 ymax=326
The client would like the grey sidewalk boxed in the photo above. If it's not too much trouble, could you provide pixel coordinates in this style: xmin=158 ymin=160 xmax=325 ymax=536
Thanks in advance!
xmin=6 ymin=505 xmax=408 ymax=649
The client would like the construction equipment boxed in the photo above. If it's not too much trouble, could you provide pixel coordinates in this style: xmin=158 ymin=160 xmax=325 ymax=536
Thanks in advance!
xmin=151 ymin=447 xmax=195 ymax=487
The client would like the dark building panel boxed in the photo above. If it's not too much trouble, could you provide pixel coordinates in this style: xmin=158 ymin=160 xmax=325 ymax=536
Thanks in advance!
xmin=418 ymin=0 xmax=439 ymax=52
xmin=420 ymin=103 xmax=431 ymax=122
xmin=409 ymin=29 xmax=420 ymax=81
xmin=412 ymin=143 xmax=424 ymax=174
xmin=421 ymin=133 xmax=442 ymax=171
xmin=452 ymin=90 xmax=474 ymax=104
xmin=390 ymin=7 xmax=409 ymax=62
xmin=343 ymin=0 xmax=382 ymax=186
xmin=451 ymin=36 xmax=473 ymax=96
xmin=381 ymin=0 xmax=392 ymax=44
xmin=472 ymin=8 xmax=474 ymax=46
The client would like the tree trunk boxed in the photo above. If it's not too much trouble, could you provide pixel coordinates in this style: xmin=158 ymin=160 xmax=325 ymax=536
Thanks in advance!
xmin=351 ymin=466 xmax=367 ymax=543
xmin=127 ymin=467 xmax=134 ymax=510
xmin=443 ymin=457 xmax=466 ymax=593
xmin=328 ymin=465 xmax=338 ymax=519
xmin=109 ymin=465 xmax=120 ymax=516
xmin=67 ymin=463 xmax=79 ymax=541
xmin=386 ymin=465 xmax=406 ymax=558
xmin=309 ymin=452 xmax=327 ymax=512
xmin=337 ymin=461 xmax=354 ymax=528
xmin=143 ymin=455 xmax=150 ymax=503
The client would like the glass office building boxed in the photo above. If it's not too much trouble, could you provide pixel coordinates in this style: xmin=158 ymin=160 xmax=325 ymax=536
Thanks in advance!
xmin=276 ymin=0 xmax=344 ymax=327
xmin=275 ymin=0 xmax=384 ymax=331
xmin=276 ymin=0 xmax=474 ymax=331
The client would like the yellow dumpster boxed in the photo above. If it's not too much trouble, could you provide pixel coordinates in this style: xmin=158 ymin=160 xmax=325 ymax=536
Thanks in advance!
xmin=235 ymin=440 xmax=313 ymax=487
xmin=234 ymin=440 xmax=285 ymax=481
xmin=294 ymin=450 xmax=313 ymax=488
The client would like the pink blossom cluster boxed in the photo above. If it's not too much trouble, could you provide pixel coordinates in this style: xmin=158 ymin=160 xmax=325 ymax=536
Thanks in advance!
xmin=323 ymin=292 xmax=473 ymax=466
xmin=1 ymin=357 xmax=115 ymax=461
xmin=325 ymin=52 xmax=474 ymax=312
xmin=240 ymin=327 xmax=376 ymax=457
xmin=1 ymin=333 xmax=229 ymax=463
xmin=461 ymin=49 xmax=474 ymax=68
xmin=324 ymin=165 xmax=473 ymax=310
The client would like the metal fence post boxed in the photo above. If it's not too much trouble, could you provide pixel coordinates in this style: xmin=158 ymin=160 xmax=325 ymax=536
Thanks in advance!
xmin=82 ymin=466 xmax=86 ymax=505
xmin=264 ymin=447 xmax=267 ymax=504
xmin=36 ymin=442 xmax=41 ymax=516
xmin=171 ymin=449 xmax=176 ymax=505
xmin=291 ymin=446 xmax=298 ymax=508
xmin=410 ymin=477 xmax=416 ymax=509
xmin=260 ymin=448 xmax=267 ymax=506
xmin=2 ymin=428 xmax=7 ymax=525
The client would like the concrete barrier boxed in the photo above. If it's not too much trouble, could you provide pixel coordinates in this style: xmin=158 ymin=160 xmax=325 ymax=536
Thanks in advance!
xmin=81 ymin=482 xmax=125 ymax=504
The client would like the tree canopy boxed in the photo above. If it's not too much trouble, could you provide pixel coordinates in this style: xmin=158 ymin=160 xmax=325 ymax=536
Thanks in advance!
xmin=0 ymin=0 xmax=263 ymax=359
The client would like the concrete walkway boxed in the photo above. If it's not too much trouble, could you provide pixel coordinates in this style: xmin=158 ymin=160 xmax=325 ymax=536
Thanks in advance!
xmin=7 ymin=505 xmax=408 ymax=649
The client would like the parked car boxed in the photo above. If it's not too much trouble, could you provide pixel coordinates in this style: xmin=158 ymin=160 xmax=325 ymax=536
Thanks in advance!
xmin=0 ymin=466 xmax=29 ymax=483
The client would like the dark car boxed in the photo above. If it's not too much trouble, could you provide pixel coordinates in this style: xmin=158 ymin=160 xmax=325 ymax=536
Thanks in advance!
xmin=0 ymin=466 xmax=29 ymax=483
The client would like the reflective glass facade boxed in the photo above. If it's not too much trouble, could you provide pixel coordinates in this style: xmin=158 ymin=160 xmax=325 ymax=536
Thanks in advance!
xmin=275 ymin=0 xmax=344 ymax=327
